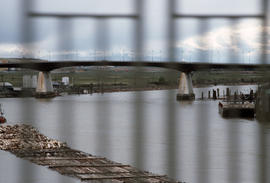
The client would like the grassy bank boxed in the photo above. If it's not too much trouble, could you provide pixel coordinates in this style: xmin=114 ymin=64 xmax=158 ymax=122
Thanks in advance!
xmin=0 ymin=68 xmax=267 ymax=90
xmin=0 ymin=67 xmax=180 ymax=88
xmin=192 ymin=70 xmax=267 ymax=86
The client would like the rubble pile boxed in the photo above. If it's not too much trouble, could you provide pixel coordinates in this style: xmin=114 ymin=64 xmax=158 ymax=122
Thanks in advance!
xmin=0 ymin=124 xmax=67 ymax=151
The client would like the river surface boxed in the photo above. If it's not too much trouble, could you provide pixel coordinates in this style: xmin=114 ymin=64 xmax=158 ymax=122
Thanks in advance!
xmin=0 ymin=85 xmax=269 ymax=183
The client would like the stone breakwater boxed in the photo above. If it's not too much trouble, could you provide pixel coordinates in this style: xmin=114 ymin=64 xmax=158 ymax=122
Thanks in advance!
xmin=0 ymin=124 xmax=183 ymax=183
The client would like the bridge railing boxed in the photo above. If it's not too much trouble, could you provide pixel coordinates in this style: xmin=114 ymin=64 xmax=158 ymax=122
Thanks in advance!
xmin=1 ymin=0 xmax=269 ymax=183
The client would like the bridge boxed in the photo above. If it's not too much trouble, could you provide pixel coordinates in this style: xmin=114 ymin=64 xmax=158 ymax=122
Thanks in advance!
xmin=0 ymin=58 xmax=269 ymax=100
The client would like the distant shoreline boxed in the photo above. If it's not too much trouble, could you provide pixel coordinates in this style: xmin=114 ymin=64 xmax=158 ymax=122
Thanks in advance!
xmin=66 ymin=85 xmax=178 ymax=95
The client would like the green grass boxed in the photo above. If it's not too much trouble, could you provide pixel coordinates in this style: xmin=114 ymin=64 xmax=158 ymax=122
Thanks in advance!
xmin=192 ymin=70 xmax=266 ymax=85
xmin=0 ymin=68 xmax=180 ymax=87
xmin=0 ymin=69 xmax=266 ymax=88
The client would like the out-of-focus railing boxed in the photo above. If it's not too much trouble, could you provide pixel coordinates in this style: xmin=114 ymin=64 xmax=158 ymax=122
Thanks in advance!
xmin=5 ymin=0 xmax=268 ymax=183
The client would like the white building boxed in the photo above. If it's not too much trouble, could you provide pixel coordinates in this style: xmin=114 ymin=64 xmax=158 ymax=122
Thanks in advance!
xmin=62 ymin=77 xmax=70 ymax=86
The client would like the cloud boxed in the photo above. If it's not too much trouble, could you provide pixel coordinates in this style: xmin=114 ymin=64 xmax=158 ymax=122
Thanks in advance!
xmin=177 ymin=20 xmax=270 ymax=53
xmin=1 ymin=20 xmax=270 ymax=62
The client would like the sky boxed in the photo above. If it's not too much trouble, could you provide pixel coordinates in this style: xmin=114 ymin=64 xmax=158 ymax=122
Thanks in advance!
xmin=0 ymin=0 xmax=269 ymax=63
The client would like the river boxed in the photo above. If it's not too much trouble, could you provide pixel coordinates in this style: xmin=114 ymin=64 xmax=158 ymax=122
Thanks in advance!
xmin=0 ymin=85 xmax=269 ymax=183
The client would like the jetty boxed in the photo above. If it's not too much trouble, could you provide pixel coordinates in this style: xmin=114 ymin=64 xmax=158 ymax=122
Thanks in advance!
xmin=0 ymin=124 xmax=181 ymax=183
xmin=218 ymin=101 xmax=255 ymax=118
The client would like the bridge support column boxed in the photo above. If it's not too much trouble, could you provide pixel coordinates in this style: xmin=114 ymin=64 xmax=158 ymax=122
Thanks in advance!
xmin=176 ymin=72 xmax=195 ymax=100
xmin=35 ymin=71 xmax=55 ymax=97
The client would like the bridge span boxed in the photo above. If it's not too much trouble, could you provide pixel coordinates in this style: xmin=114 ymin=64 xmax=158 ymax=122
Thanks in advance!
xmin=0 ymin=59 xmax=269 ymax=72
xmin=0 ymin=58 xmax=269 ymax=100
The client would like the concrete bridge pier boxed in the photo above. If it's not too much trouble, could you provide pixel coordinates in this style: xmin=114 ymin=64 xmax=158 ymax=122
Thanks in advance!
xmin=176 ymin=72 xmax=195 ymax=100
xmin=35 ymin=71 xmax=55 ymax=97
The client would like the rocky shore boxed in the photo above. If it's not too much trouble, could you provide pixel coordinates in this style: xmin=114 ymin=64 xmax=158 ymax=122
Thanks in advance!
xmin=0 ymin=124 xmax=66 ymax=151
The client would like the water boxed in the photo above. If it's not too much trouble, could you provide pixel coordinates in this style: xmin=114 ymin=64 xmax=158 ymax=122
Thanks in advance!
xmin=0 ymin=85 xmax=269 ymax=183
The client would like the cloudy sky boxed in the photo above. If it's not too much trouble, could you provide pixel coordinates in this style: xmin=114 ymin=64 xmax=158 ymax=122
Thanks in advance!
xmin=0 ymin=0 xmax=269 ymax=63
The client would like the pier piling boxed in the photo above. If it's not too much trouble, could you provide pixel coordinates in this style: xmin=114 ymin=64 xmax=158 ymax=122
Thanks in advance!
xmin=213 ymin=89 xmax=217 ymax=100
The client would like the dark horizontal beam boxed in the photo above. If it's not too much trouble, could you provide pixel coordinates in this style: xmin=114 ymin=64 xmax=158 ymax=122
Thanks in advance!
xmin=28 ymin=12 xmax=139 ymax=19
xmin=173 ymin=14 xmax=265 ymax=19
xmin=0 ymin=59 xmax=269 ymax=72
xmin=29 ymin=12 xmax=264 ymax=20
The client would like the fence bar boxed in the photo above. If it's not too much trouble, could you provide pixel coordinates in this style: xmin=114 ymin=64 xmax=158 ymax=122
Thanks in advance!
xmin=29 ymin=12 xmax=138 ymax=19
xmin=227 ymin=18 xmax=241 ymax=183
xmin=195 ymin=18 xmax=210 ymax=183
xmin=95 ymin=19 xmax=111 ymax=157
xmin=257 ymin=0 xmax=269 ymax=182
xmin=56 ymin=15 xmax=76 ymax=183
xmin=133 ymin=0 xmax=145 ymax=169
xmin=20 ymin=0 xmax=35 ymax=183
xmin=166 ymin=0 xmax=177 ymax=178
xmin=6 ymin=0 xmax=270 ymax=183
xmin=173 ymin=14 xmax=265 ymax=19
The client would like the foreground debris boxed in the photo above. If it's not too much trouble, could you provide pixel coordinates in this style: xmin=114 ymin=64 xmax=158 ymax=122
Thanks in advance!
xmin=0 ymin=124 xmax=182 ymax=183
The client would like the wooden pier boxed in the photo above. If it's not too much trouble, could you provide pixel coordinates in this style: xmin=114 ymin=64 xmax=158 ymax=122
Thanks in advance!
xmin=218 ymin=101 xmax=255 ymax=118
xmin=0 ymin=124 xmax=182 ymax=183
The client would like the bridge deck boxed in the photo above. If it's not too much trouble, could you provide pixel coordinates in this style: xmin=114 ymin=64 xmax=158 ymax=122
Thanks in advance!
xmin=0 ymin=58 xmax=269 ymax=72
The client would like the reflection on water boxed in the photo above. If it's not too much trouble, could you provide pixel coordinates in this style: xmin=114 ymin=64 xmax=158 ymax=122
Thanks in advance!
xmin=0 ymin=85 xmax=269 ymax=183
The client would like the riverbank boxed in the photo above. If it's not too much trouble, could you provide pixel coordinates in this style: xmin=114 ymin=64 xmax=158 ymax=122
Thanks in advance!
xmin=0 ymin=124 xmax=181 ymax=183
xmin=65 ymin=84 xmax=178 ymax=95
xmin=0 ymin=69 xmax=266 ymax=98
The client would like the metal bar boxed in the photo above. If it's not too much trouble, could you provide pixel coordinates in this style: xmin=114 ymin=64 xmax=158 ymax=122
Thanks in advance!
xmin=133 ymin=0 xmax=145 ymax=170
xmin=13 ymin=1 xmax=270 ymax=183
xmin=173 ymin=14 xmax=265 ymax=19
xmin=257 ymin=0 xmax=269 ymax=182
xmin=195 ymin=18 xmax=210 ymax=183
xmin=28 ymin=12 xmax=138 ymax=19
xmin=94 ymin=19 xmax=111 ymax=158
xmin=19 ymin=1 xmax=35 ymax=183
xmin=226 ymin=18 xmax=241 ymax=183
xmin=166 ymin=0 xmax=177 ymax=178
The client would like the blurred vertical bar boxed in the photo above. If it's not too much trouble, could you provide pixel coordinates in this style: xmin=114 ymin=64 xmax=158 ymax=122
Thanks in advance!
xmin=257 ymin=0 xmax=269 ymax=182
xmin=195 ymin=18 xmax=209 ymax=183
xmin=56 ymin=17 xmax=75 ymax=183
xmin=21 ymin=0 xmax=34 ymax=45
xmin=94 ymin=19 xmax=111 ymax=156
xmin=226 ymin=18 xmax=240 ymax=183
xmin=260 ymin=0 xmax=269 ymax=65
xmin=133 ymin=0 xmax=145 ymax=169
xmin=20 ymin=0 xmax=35 ymax=182
xmin=166 ymin=0 xmax=177 ymax=178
